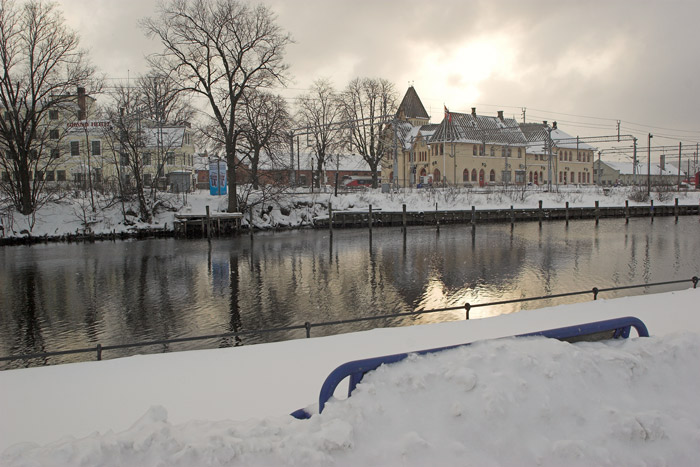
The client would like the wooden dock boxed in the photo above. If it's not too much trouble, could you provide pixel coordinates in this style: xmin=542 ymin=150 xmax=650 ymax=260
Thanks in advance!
xmin=315 ymin=200 xmax=700 ymax=230
xmin=174 ymin=211 xmax=243 ymax=237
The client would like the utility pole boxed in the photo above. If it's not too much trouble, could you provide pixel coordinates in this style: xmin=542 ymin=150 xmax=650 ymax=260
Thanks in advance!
xmin=678 ymin=142 xmax=682 ymax=190
xmin=647 ymin=133 xmax=653 ymax=196
xmin=546 ymin=122 xmax=553 ymax=191
xmin=616 ymin=120 xmax=621 ymax=141
xmin=633 ymin=137 xmax=638 ymax=185
xmin=522 ymin=107 xmax=526 ymax=123
xmin=597 ymin=151 xmax=602 ymax=185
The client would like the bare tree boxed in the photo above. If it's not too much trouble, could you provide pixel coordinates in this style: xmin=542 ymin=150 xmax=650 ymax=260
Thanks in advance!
xmin=136 ymin=68 xmax=195 ymax=126
xmin=296 ymin=79 xmax=344 ymax=189
xmin=102 ymin=80 xmax=190 ymax=223
xmin=238 ymin=90 xmax=290 ymax=189
xmin=339 ymin=77 xmax=397 ymax=188
xmin=0 ymin=0 xmax=96 ymax=215
xmin=142 ymin=0 xmax=292 ymax=213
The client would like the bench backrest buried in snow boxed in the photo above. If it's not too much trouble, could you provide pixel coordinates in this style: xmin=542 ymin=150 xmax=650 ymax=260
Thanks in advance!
xmin=290 ymin=316 xmax=649 ymax=419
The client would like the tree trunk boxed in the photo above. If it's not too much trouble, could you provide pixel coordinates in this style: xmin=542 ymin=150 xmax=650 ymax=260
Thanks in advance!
xmin=226 ymin=144 xmax=238 ymax=213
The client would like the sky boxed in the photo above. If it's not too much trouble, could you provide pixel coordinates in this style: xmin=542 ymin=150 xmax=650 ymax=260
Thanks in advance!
xmin=54 ymin=0 xmax=700 ymax=160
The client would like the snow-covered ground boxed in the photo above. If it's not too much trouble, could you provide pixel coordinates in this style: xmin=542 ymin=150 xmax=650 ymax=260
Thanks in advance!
xmin=2 ymin=185 xmax=699 ymax=238
xmin=1 ymin=288 xmax=699 ymax=466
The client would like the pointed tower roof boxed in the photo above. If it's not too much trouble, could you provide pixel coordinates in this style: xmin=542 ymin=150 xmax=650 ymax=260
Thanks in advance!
xmin=396 ymin=86 xmax=429 ymax=122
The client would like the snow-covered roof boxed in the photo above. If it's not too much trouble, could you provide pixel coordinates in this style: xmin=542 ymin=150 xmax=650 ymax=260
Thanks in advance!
xmin=431 ymin=112 xmax=527 ymax=146
xmin=520 ymin=123 xmax=596 ymax=155
xmin=604 ymin=161 xmax=676 ymax=176
xmin=142 ymin=127 xmax=185 ymax=149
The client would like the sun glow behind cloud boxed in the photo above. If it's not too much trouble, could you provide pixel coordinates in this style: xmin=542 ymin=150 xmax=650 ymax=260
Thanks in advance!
xmin=406 ymin=36 xmax=518 ymax=114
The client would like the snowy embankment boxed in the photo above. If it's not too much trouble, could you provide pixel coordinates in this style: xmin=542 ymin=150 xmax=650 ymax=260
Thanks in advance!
xmin=2 ymin=185 xmax=699 ymax=239
xmin=1 ymin=288 xmax=699 ymax=466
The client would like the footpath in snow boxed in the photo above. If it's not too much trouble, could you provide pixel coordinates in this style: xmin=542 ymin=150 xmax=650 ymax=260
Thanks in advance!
xmin=1 ymin=288 xmax=699 ymax=466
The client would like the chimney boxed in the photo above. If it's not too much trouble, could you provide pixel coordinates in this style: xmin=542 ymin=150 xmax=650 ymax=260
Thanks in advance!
xmin=77 ymin=87 xmax=86 ymax=120
xmin=543 ymin=120 xmax=548 ymax=126
xmin=552 ymin=121 xmax=557 ymax=130
xmin=497 ymin=110 xmax=504 ymax=121
xmin=471 ymin=107 xmax=477 ymax=117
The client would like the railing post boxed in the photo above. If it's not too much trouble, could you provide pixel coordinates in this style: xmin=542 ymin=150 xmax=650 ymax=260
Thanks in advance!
xmin=328 ymin=202 xmax=333 ymax=235
xmin=538 ymin=200 xmax=543 ymax=226
xmin=471 ymin=206 xmax=476 ymax=235
xmin=592 ymin=287 xmax=599 ymax=300
xmin=436 ymin=202 xmax=439 ymax=232
xmin=625 ymin=200 xmax=630 ymax=223
xmin=510 ymin=205 xmax=514 ymax=227
xmin=650 ymin=199 xmax=654 ymax=221
xmin=305 ymin=321 xmax=311 ymax=338
xmin=368 ymin=204 xmax=373 ymax=234
xmin=464 ymin=303 xmax=471 ymax=320
xmin=693 ymin=276 xmax=699 ymax=289
xmin=96 ymin=344 xmax=102 ymax=361
xmin=402 ymin=204 xmax=407 ymax=231
xmin=675 ymin=198 xmax=679 ymax=222
xmin=595 ymin=200 xmax=600 ymax=224
xmin=565 ymin=201 xmax=569 ymax=224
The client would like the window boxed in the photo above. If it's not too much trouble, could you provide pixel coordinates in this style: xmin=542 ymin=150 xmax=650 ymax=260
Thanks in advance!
xmin=51 ymin=148 xmax=59 ymax=159
xmin=143 ymin=173 xmax=152 ymax=186
xmin=490 ymin=146 xmax=495 ymax=156
xmin=489 ymin=169 xmax=495 ymax=182
xmin=46 ymin=170 xmax=55 ymax=181
xmin=143 ymin=153 xmax=151 ymax=166
xmin=559 ymin=152 xmax=562 ymax=161
xmin=559 ymin=172 xmax=563 ymax=183
xmin=472 ymin=145 xmax=477 ymax=156
xmin=463 ymin=169 xmax=469 ymax=182
xmin=587 ymin=173 xmax=590 ymax=183
xmin=49 ymin=129 xmax=59 ymax=140
xmin=57 ymin=170 xmax=66 ymax=181
xmin=49 ymin=110 xmax=59 ymax=120
xmin=501 ymin=148 xmax=506 ymax=157
xmin=471 ymin=169 xmax=477 ymax=182
xmin=518 ymin=148 xmax=522 ymax=158
xmin=166 ymin=152 xmax=175 ymax=165
xmin=479 ymin=145 xmax=484 ymax=156
xmin=36 ymin=171 xmax=44 ymax=181
xmin=120 ymin=152 xmax=129 ymax=166
xmin=73 ymin=173 xmax=84 ymax=183
xmin=91 ymin=140 xmax=101 ymax=156
xmin=507 ymin=148 xmax=512 ymax=157
xmin=70 ymin=141 xmax=79 ymax=156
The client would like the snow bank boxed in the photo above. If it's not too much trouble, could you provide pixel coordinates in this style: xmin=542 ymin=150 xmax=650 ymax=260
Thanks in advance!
xmin=1 ymin=288 xmax=699 ymax=466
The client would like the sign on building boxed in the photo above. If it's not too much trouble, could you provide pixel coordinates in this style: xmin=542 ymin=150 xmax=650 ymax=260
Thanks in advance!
xmin=209 ymin=159 xmax=227 ymax=195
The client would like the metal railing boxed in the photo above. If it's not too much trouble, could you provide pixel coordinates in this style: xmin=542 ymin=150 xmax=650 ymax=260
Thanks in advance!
xmin=1 ymin=276 xmax=697 ymax=368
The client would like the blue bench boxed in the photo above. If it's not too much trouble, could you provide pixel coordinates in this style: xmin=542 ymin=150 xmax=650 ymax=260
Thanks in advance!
xmin=291 ymin=316 xmax=649 ymax=419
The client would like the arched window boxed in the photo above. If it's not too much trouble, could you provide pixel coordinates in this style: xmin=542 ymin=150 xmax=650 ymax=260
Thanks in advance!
xmin=534 ymin=172 xmax=538 ymax=184
xmin=540 ymin=171 xmax=544 ymax=183
xmin=587 ymin=172 xmax=590 ymax=183
xmin=433 ymin=168 xmax=441 ymax=184
xmin=571 ymin=172 xmax=575 ymax=184
xmin=463 ymin=169 xmax=469 ymax=182
xmin=420 ymin=168 xmax=427 ymax=177
xmin=529 ymin=171 xmax=533 ymax=183
xmin=471 ymin=169 xmax=477 ymax=181
xmin=389 ymin=171 xmax=393 ymax=181
xmin=559 ymin=172 xmax=563 ymax=183
xmin=479 ymin=169 xmax=485 ymax=186
xmin=559 ymin=152 xmax=562 ymax=161
xmin=489 ymin=169 xmax=496 ymax=182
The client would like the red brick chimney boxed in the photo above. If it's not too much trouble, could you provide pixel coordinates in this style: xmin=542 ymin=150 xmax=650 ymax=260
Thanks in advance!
xmin=471 ymin=107 xmax=477 ymax=117
xmin=497 ymin=110 xmax=504 ymax=121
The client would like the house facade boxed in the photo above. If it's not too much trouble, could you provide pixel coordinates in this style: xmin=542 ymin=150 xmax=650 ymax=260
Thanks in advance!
xmin=383 ymin=87 xmax=596 ymax=188
xmin=1 ymin=87 xmax=195 ymax=192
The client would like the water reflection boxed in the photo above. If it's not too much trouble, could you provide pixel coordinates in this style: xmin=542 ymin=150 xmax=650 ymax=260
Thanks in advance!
xmin=1 ymin=217 xmax=699 ymax=368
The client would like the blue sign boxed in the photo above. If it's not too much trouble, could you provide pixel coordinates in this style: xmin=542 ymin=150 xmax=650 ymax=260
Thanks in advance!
xmin=209 ymin=160 xmax=227 ymax=195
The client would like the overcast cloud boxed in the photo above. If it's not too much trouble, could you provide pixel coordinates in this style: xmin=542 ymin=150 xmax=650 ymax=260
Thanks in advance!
xmin=56 ymin=0 xmax=700 ymax=153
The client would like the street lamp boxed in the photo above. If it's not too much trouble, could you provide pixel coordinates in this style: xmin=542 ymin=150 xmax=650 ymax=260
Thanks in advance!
xmin=647 ymin=133 xmax=653 ymax=196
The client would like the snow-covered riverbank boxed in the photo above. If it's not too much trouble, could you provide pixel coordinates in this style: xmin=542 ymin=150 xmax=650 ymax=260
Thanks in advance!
xmin=2 ymin=185 xmax=699 ymax=241
xmin=1 ymin=288 xmax=699 ymax=466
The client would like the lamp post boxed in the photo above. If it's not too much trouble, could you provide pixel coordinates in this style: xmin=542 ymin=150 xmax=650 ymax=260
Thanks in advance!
xmin=647 ymin=133 xmax=653 ymax=196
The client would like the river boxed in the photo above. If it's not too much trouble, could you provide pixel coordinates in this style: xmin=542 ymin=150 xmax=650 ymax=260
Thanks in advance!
xmin=1 ymin=216 xmax=699 ymax=369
